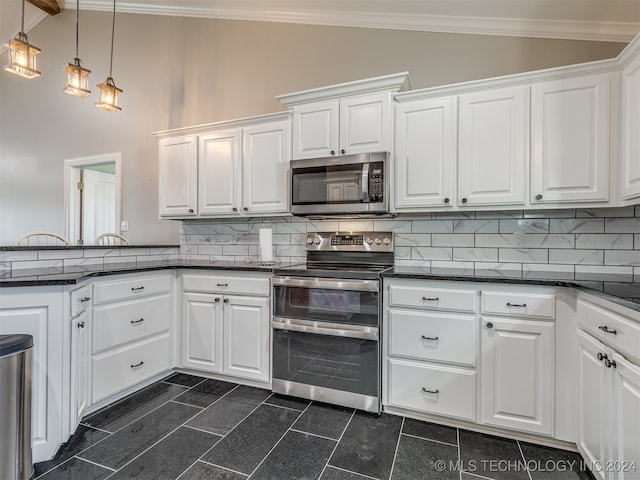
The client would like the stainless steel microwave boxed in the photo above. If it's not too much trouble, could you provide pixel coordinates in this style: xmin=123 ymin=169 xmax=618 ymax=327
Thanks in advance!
xmin=290 ymin=152 xmax=389 ymax=216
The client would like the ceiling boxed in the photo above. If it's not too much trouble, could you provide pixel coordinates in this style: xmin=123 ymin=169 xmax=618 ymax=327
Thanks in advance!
xmin=1 ymin=0 xmax=639 ymax=54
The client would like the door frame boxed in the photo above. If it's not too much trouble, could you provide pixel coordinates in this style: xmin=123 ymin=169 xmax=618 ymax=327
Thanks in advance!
xmin=64 ymin=152 xmax=122 ymax=245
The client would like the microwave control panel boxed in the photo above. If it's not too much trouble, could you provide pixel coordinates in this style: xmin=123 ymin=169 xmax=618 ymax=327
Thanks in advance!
xmin=368 ymin=162 xmax=384 ymax=203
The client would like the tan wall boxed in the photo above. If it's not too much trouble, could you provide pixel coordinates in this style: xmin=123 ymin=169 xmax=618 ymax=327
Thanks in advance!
xmin=0 ymin=10 xmax=626 ymax=245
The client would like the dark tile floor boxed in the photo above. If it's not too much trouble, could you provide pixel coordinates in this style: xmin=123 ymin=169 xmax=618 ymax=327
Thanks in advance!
xmin=35 ymin=373 xmax=595 ymax=480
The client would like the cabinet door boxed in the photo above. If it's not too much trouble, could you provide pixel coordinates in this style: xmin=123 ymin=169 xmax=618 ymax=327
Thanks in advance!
xmin=340 ymin=92 xmax=391 ymax=155
xmin=621 ymin=52 xmax=640 ymax=200
xmin=198 ymin=129 xmax=242 ymax=215
xmin=480 ymin=316 xmax=555 ymax=435
xmin=576 ymin=330 xmax=609 ymax=480
xmin=182 ymin=292 xmax=223 ymax=373
xmin=223 ymin=296 xmax=270 ymax=382
xmin=611 ymin=353 xmax=640 ymax=480
xmin=458 ymin=86 xmax=527 ymax=206
xmin=243 ymin=120 xmax=291 ymax=215
xmin=394 ymin=98 xmax=455 ymax=210
xmin=70 ymin=309 xmax=91 ymax=432
xmin=531 ymin=74 xmax=610 ymax=204
xmin=292 ymin=100 xmax=339 ymax=159
xmin=158 ymin=135 xmax=198 ymax=217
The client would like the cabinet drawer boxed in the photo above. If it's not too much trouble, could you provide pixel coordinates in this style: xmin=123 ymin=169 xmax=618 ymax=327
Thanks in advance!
xmin=92 ymin=334 xmax=171 ymax=403
xmin=182 ymin=273 xmax=270 ymax=296
xmin=93 ymin=274 xmax=171 ymax=305
xmin=388 ymin=309 xmax=477 ymax=366
xmin=92 ymin=294 xmax=171 ymax=353
xmin=481 ymin=291 xmax=555 ymax=319
xmin=577 ymin=299 xmax=640 ymax=363
xmin=70 ymin=285 xmax=92 ymax=317
xmin=388 ymin=284 xmax=477 ymax=313
xmin=388 ymin=358 xmax=476 ymax=421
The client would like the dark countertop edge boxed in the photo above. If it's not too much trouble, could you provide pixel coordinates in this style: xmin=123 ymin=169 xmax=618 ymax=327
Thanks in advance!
xmin=0 ymin=245 xmax=180 ymax=251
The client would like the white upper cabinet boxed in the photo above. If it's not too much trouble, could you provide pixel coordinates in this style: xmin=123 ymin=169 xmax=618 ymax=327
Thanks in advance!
xmin=394 ymin=97 xmax=456 ymax=210
xmin=199 ymin=129 xmax=242 ymax=216
xmin=155 ymin=113 xmax=291 ymax=218
xmin=458 ymin=86 xmax=528 ymax=207
xmin=531 ymin=73 xmax=611 ymax=204
xmin=278 ymin=72 xmax=411 ymax=160
xmin=620 ymin=40 xmax=640 ymax=201
xmin=158 ymin=135 xmax=198 ymax=217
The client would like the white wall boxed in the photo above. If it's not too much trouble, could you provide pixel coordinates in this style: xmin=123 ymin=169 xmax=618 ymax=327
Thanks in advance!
xmin=0 ymin=10 xmax=626 ymax=245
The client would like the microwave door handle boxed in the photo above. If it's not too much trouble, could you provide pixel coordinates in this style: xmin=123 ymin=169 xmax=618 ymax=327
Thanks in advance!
xmin=362 ymin=162 xmax=370 ymax=202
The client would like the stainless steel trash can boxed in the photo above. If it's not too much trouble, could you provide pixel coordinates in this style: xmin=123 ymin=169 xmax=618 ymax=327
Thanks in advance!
xmin=0 ymin=334 xmax=34 ymax=480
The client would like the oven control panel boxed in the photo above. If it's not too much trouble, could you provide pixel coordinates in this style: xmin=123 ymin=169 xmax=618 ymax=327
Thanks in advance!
xmin=306 ymin=232 xmax=393 ymax=252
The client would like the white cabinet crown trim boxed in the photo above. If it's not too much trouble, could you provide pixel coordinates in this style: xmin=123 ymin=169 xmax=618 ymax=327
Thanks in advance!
xmin=152 ymin=111 xmax=291 ymax=138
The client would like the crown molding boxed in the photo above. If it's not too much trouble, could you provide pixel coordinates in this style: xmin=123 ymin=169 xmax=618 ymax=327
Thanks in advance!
xmin=69 ymin=1 xmax=639 ymax=43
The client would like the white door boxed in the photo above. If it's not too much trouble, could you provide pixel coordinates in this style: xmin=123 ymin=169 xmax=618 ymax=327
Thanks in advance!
xmin=531 ymin=74 xmax=610 ymax=204
xmin=158 ymin=135 xmax=198 ymax=217
xmin=292 ymin=100 xmax=339 ymax=159
xmin=223 ymin=296 xmax=270 ymax=382
xmin=621 ymin=52 xmax=640 ymax=200
xmin=242 ymin=120 xmax=291 ymax=215
xmin=340 ymin=92 xmax=391 ymax=155
xmin=182 ymin=292 xmax=223 ymax=373
xmin=198 ymin=129 xmax=242 ymax=216
xmin=458 ymin=86 xmax=527 ymax=206
xmin=576 ymin=329 xmax=609 ymax=480
xmin=394 ymin=97 xmax=455 ymax=210
xmin=611 ymin=353 xmax=640 ymax=480
xmin=83 ymin=169 xmax=116 ymax=245
xmin=70 ymin=309 xmax=90 ymax=431
xmin=480 ymin=316 xmax=555 ymax=435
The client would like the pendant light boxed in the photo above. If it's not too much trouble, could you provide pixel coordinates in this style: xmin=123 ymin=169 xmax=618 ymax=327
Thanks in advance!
xmin=3 ymin=0 xmax=42 ymax=79
xmin=64 ymin=0 xmax=91 ymax=97
xmin=95 ymin=0 xmax=122 ymax=112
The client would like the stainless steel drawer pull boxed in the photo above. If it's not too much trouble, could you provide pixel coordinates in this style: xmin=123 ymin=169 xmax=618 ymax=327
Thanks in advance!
xmin=506 ymin=302 xmax=527 ymax=308
xmin=130 ymin=361 xmax=144 ymax=369
xmin=422 ymin=297 xmax=439 ymax=301
xmin=131 ymin=318 xmax=144 ymax=325
xmin=80 ymin=297 xmax=91 ymax=303
xmin=422 ymin=387 xmax=439 ymax=394
xmin=131 ymin=286 xmax=145 ymax=291
xmin=421 ymin=335 xmax=439 ymax=341
xmin=217 ymin=283 xmax=228 ymax=287
xmin=598 ymin=325 xmax=617 ymax=335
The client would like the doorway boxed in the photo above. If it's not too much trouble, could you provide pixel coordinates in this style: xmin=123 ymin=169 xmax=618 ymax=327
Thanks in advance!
xmin=64 ymin=153 xmax=122 ymax=246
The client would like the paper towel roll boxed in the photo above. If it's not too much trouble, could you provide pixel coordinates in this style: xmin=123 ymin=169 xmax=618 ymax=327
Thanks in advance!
xmin=259 ymin=228 xmax=273 ymax=264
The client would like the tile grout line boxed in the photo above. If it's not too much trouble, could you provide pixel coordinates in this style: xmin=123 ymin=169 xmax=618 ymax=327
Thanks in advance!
xmin=317 ymin=409 xmax=358 ymax=480
xmin=516 ymin=440 xmax=534 ymax=480
xmin=387 ymin=416 xmax=405 ymax=480
xmin=400 ymin=431 xmax=458 ymax=448
xmin=192 ymin=458 xmax=249 ymax=478
xmin=288 ymin=427 xmax=343 ymax=443
xmin=457 ymin=427 xmax=462 ymax=480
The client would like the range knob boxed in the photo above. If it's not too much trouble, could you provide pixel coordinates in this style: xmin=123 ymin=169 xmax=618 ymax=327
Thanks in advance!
xmin=366 ymin=237 xmax=374 ymax=245
xmin=314 ymin=237 xmax=322 ymax=245
xmin=374 ymin=237 xmax=382 ymax=245
xmin=306 ymin=236 xmax=314 ymax=244
xmin=383 ymin=237 xmax=391 ymax=245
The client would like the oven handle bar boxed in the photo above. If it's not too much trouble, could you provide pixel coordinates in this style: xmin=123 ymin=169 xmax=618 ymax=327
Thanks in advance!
xmin=272 ymin=276 xmax=379 ymax=292
xmin=272 ymin=316 xmax=379 ymax=341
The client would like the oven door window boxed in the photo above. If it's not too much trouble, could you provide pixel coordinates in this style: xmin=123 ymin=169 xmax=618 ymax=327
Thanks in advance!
xmin=291 ymin=164 xmax=364 ymax=205
xmin=273 ymin=285 xmax=378 ymax=327
xmin=272 ymin=329 xmax=379 ymax=397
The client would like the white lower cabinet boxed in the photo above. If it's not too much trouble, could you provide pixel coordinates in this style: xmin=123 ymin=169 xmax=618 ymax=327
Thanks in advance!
xmin=181 ymin=272 xmax=270 ymax=383
xmin=0 ymin=287 xmax=65 ymax=463
xmin=576 ymin=299 xmax=640 ymax=480
xmin=70 ymin=284 xmax=91 ymax=433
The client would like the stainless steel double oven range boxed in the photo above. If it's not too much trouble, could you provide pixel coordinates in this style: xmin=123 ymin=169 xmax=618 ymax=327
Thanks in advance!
xmin=272 ymin=231 xmax=393 ymax=413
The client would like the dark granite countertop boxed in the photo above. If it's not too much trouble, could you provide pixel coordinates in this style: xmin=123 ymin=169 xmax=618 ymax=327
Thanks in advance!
xmin=0 ymin=245 xmax=180 ymax=251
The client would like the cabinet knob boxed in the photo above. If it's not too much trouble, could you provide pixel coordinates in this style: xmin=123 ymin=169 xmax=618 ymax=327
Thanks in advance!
xmin=330 ymin=150 xmax=336 ymax=156
xmin=243 ymin=207 xmax=248 ymax=212
xmin=77 ymin=321 xmax=85 ymax=329
xmin=486 ymin=322 xmax=494 ymax=329
xmin=188 ymin=208 xmax=194 ymax=213
xmin=444 ymin=198 xmax=450 ymax=204
xmin=535 ymin=194 xmax=543 ymax=201
xmin=214 ymin=297 xmax=220 ymax=302
xmin=461 ymin=198 xmax=468 ymax=204
xmin=341 ymin=149 xmax=346 ymax=155
xmin=223 ymin=298 xmax=229 ymax=303
xmin=232 ymin=207 xmax=238 ymax=212
xmin=604 ymin=359 xmax=617 ymax=369
xmin=596 ymin=352 xmax=608 ymax=362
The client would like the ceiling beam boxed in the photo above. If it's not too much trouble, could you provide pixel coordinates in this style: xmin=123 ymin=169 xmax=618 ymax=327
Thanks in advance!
xmin=26 ymin=0 xmax=61 ymax=16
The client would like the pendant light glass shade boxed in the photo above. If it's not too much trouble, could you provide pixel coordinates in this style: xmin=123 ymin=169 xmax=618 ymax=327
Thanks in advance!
xmin=95 ymin=77 xmax=122 ymax=111
xmin=64 ymin=0 xmax=91 ymax=97
xmin=64 ymin=58 xmax=91 ymax=97
xmin=96 ymin=0 xmax=122 ymax=112
xmin=3 ymin=0 xmax=42 ymax=79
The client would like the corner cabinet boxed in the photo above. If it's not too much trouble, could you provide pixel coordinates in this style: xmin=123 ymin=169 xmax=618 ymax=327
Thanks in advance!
xmin=156 ymin=112 xmax=291 ymax=218
xmin=620 ymin=38 xmax=640 ymax=202
xmin=277 ymin=72 xmax=411 ymax=160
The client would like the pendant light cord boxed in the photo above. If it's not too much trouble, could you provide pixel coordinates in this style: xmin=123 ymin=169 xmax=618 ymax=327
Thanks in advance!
xmin=20 ymin=0 xmax=25 ymax=33
xmin=75 ymin=0 xmax=80 ymax=60
xmin=108 ymin=0 xmax=116 ymax=77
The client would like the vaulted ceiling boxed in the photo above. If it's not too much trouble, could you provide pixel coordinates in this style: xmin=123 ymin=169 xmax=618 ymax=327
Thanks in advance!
xmin=2 ymin=0 xmax=639 ymax=50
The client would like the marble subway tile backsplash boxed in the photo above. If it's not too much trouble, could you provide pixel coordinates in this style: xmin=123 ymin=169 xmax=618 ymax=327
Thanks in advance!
xmin=180 ymin=206 xmax=640 ymax=282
